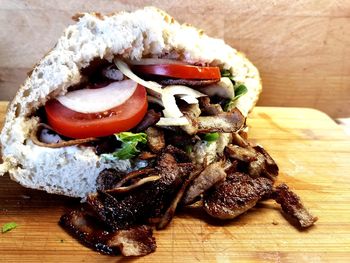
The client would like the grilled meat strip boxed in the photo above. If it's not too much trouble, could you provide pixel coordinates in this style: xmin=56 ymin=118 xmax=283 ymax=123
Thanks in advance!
xmin=225 ymin=144 xmax=279 ymax=180
xmin=272 ymin=183 xmax=318 ymax=228
xmin=107 ymin=225 xmax=156 ymax=256
xmin=157 ymin=167 xmax=203 ymax=229
xmin=145 ymin=126 xmax=165 ymax=153
xmin=197 ymin=108 xmax=245 ymax=133
xmin=157 ymin=78 xmax=219 ymax=87
xmin=180 ymin=103 xmax=201 ymax=135
xmin=204 ymin=173 xmax=273 ymax=219
xmin=182 ymin=161 xmax=227 ymax=205
xmin=59 ymin=210 xmax=156 ymax=256
xmin=87 ymin=147 xmax=194 ymax=231
xmin=133 ymin=110 xmax=161 ymax=132
xmin=198 ymin=97 xmax=223 ymax=116
xmin=96 ymin=168 xmax=127 ymax=191
xmin=253 ymin=145 xmax=279 ymax=180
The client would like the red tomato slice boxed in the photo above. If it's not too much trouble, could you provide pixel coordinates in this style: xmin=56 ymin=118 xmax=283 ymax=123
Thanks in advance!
xmin=132 ymin=64 xmax=221 ymax=80
xmin=45 ymin=84 xmax=147 ymax=139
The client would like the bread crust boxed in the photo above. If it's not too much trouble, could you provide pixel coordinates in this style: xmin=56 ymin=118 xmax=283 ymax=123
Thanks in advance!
xmin=0 ymin=7 xmax=262 ymax=198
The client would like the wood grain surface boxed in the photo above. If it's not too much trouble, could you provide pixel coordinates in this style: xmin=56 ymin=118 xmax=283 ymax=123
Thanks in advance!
xmin=1 ymin=104 xmax=349 ymax=262
xmin=0 ymin=0 xmax=350 ymax=118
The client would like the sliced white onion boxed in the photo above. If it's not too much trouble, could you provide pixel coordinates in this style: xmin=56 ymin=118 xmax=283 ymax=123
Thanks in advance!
xmin=114 ymin=59 xmax=162 ymax=95
xmin=162 ymin=85 xmax=206 ymax=98
xmin=161 ymin=85 xmax=206 ymax=118
xmin=161 ymin=92 xmax=183 ymax=118
xmin=156 ymin=117 xmax=189 ymax=126
xmin=127 ymin=58 xmax=186 ymax=65
xmin=57 ymin=79 xmax=137 ymax=114
xmin=179 ymin=95 xmax=198 ymax=104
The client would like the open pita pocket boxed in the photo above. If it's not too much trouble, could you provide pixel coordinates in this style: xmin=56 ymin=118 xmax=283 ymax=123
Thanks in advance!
xmin=0 ymin=7 xmax=261 ymax=198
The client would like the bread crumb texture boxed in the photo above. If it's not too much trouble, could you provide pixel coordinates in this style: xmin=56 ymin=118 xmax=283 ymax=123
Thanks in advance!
xmin=0 ymin=7 xmax=261 ymax=198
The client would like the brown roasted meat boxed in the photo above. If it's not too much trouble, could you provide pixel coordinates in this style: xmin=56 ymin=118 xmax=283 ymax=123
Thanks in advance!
xmin=198 ymin=96 xmax=223 ymax=116
xmin=272 ymin=183 xmax=318 ymax=228
xmin=96 ymin=168 xmax=126 ymax=191
xmin=182 ymin=161 xmax=227 ymax=205
xmin=59 ymin=210 xmax=156 ymax=256
xmin=180 ymin=103 xmax=201 ymax=135
xmin=107 ymin=225 xmax=156 ymax=256
xmin=145 ymin=126 xmax=165 ymax=153
xmin=156 ymin=78 xmax=219 ymax=87
xmin=133 ymin=110 xmax=161 ymax=132
xmin=86 ymin=147 xmax=194 ymax=231
xmin=203 ymin=173 xmax=273 ymax=219
xmin=197 ymin=109 xmax=245 ymax=133
xmin=225 ymin=144 xmax=279 ymax=180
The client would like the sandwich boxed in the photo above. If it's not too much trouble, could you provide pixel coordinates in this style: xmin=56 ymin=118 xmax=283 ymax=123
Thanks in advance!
xmin=0 ymin=7 xmax=317 ymax=257
xmin=0 ymin=7 xmax=260 ymax=197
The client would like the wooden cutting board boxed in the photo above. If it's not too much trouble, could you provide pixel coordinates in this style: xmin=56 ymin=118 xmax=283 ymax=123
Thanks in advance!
xmin=0 ymin=103 xmax=349 ymax=262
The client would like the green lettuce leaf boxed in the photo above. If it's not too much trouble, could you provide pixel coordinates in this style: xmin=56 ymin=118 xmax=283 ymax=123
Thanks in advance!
xmin=2 ymin=222 xmax=18 ymax=233
xmin=102 ymin=132 xmax=147 ymax=160
xmin=224 ymin=84 xmax=248 ymax=111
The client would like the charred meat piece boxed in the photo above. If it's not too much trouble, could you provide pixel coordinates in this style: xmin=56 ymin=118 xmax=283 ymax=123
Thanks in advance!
xmin=182 ymin=161 xmax=227 ymax=205
xmin=272 ymin=183 xmax=318 ymax=228
xmin=180 ymin=103 xmax=201 ymax=135
xmin=145 ymin=127 xmax=165 ymax=153
xmin=138 ymin=151 xmax=157 ymax=160
xmin=231 ymin=132 xmax=249 ymax=148
xmin=248 ymin=151 xmax=266 ymax=178
xmin=59 ymin=210 xmax=156 ymax=256
xmin=253 ymin=145 xmax=279 ymax=180
xmin=197 ymin=108 xmax=245 ymax=133
xmin=106 ymin=175 xmax=161 ymax=194
xmin=157 ymin=167 xmax=203 ymax=229
xmin=87 ymin=148 xmax=194 ymax=230
xmin=225 ymin=144 xmax=279 ymax=180
xmin=107 ymin=225 xmax=156 ymax=256
xmin=164 ymin=130 xmax=195 ymax=151
xmin=133 ymin=110 xmax=161 ymax=132
xmin=96 ymin=168 xmax=126 ymax=191
xmin=114 ymin=168 xmax=155 ymax=188
xmin=198 ymin=96 xmax=223 ymax=116
xmin=59 ymin=210 xmax=117 ymax=255
xmin=225 ymin=144 xmax=257 ymax=162
xmin=203 ymin=173 xmax=273 ymax=220
xmin=157 ymin=78 xmax=219 ymax=87
xmin=163 ymin=144 xmax=191 ymax=163
xmin=202 ymin=103 xmax=223 ymax=116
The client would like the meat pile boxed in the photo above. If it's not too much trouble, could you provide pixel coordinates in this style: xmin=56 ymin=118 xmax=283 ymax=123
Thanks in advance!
xmin=60 ymin=98 xmax=317 ymax=257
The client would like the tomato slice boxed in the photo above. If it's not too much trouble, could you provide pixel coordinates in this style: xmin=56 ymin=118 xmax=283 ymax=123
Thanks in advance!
xmin=132 ymin=64 xmax=221 ymax=80
xmin=45 ymin=84 xmax=147 ymax=139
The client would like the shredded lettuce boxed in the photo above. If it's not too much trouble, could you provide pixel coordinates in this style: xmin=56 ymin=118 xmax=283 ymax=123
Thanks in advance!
xmin=101 ymin=132 xmax=147 ymax=160
xmin=2 ymin=222 xmax=18 ymax=233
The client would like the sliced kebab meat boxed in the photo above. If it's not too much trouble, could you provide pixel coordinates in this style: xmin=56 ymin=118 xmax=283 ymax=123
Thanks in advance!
xmin=59 ymin=210 xmax=156 ymax=256
xmin=272 ymin=183 xmax=318 ymax=228
xmin=182 ymin=161 xmax=227 ymax=205
xmin=203 ymin=173 xmax=273 ymax=220
xmin=86 ymin=147 xmax=194 ymax=231
xmin=145 ymin=126 xmax=165 ymax=153
xmin=197 ymin=109 xmax=245 ymax=133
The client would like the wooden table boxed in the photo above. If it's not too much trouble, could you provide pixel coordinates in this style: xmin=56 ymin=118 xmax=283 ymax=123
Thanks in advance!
xmin=1 ymin=104 xmax=350 ymax=262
